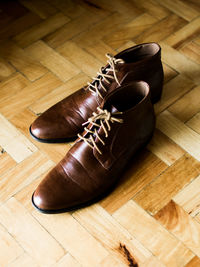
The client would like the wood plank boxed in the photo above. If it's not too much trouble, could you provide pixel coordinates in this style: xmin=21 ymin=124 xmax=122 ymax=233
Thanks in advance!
xmin=133 ymin=154 xmax=200 ymax=215
xmin=103 ymin=13 xmax=157 ymax=49
xmin=0 ymin=224 xmax=23 ymax=266
xmin=73 ymin=12 xmax=132 ymax=49
xmin=8 ymin=253 xmax=38 ymax=267
xmin=147 ymin=129 xmax=185 ymax=166
xmin=48 ymin=0 xmax=85 ymax=19
xmin=162 ymin=63 xmax=178 ymax=83
xmin=29 ymin=72 xmax=88 ymax=114
xmin=44 ymin=10 xmax=105 ymax=48
xmin=0 ymin=198 xmax=64 ymax=266
xmin=187 ymin=112 xmax=200 ymax=134
xmin=100 ymin=149 xmax=167 ymax=214
xmin=181 ymin=41 xmax=200 ymax=64
xmin=57 ymin=41 xmax=102 ymax=77
xmin=53 ymin=253 xmax=81 ymax=267
xmin=173 ymin=174 xmax=200 ymax=217
xmin=134 ymin=14 xmax=187 ymax=44
xmin=160 ymin=42 xmax=200 ymax=84
xmin=13 ymin=13 xmax=69 ymax=48
xmin=168 ymin=85 xmax=200 ymax=122
xmin=9 ymin=108 xmax=71 ymax=163
xmin=158 ymin=0 xmax=199 ymax=21
xmin=0 ymin=58 xmax=15 ymax=80
xmin=0 ymin=113 xmax=37 ymax=163
xmin=0 ymin=151 xmax=54 ymax=204
xmin=131 ymin=0 xmax=170 ymax=20
xmin=0 ymin=12 xmax=42 ymax=41
xmin=0 ymin=73 xmax=63 ymax=119
xmin=165 ymin=17 xmax=200 ymax=49
xmin=154 ymin=200 xmax=200 ymax=256
xmin=0 ymin=73 xmax=29 ymax=103
xmin=185 ymin=256 xmax=200 ymax=267
xmin=157 ymin=110 xmax=200 ymax=161
xmin=0 ymin=40 xmax=47 ymax=81
xmin=113 ymin=200 xmax=194 ymax=266
xmin=154 ymin=74 xmax=195 ymax=114
xmin=32 ymin=209 xmax=109 ymax=267
xmin=19 ymin=0 xmax=57 ymax=19
xmin=73 ymin=204 xmax=152 ymax=265
xmin=25 ymin=40 xmax=80 ymax=82
xmin=0 ymin=148 xmax=16 ymax=177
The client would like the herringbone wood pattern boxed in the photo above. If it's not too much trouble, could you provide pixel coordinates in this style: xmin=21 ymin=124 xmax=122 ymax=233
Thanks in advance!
xmin=0 ymin=0 xmax=200 ymax=266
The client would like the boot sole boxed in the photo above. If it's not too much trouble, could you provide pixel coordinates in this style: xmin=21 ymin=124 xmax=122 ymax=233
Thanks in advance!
xmin=29 ymin=126 xmax=76 ymax=143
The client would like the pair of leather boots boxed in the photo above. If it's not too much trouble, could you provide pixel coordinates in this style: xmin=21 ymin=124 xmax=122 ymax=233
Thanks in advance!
xmin=30 ymin=42 xmax=164 ymax=213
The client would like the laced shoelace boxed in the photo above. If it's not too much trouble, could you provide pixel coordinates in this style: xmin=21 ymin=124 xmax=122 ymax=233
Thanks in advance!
xmin=87 ymin=53 xmax=124 ymax=99
xmin=77 ymin=107 xmax=123 ymax=154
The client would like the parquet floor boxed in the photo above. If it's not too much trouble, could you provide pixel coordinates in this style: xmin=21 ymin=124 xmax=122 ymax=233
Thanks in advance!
xmin=0 ymin=0 xmax=200 ymax=266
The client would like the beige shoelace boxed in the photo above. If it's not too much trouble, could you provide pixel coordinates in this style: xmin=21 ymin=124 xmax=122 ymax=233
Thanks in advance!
xmin=87 ymin=54 xmax=124 ymax=99
xmin=78 ymin=107 xmax=123 ymax=154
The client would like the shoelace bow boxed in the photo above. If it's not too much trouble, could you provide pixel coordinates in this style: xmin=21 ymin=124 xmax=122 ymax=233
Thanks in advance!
xmin=87 ymin=53 xmax=124 ymax=99
xmin=77 ymin=107 xmax=123 ymax=154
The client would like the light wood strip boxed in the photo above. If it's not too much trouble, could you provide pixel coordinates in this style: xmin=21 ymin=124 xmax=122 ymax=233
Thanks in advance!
xmin=13 ymin=13 xmax=70 ymax=48
xmin=9 ymin=109 xmax=71 ymax=163
xmin=0 ymin=198 xmax=65 ymax=266
xmin=181 ymin=41 xmax=200 ymax=64
xmin=173 ymin=174 xmax=200 ymax=217
xmin=0 ymin=151 xmax=54 ymax=204
xmin=113 ymin=200 xmax=194 ymax=266
xmin=162 ymin=63 xmax=178 ymax=83
xmin=186 ymin=112 xmax=200 ymax=134
xmin=0 ymin=58 xmax=15 ymax=80
xmin=100 ymin=149 xmax=167 ymax=213
xmin=44 ymin=10 xmax=103 ymax=48
xmin=185 ymin=256 xmax=200 ymax=267
xmin=32 ymin=209 xmax=109 ymax=267
xmin=158 ymin=0 xmax=199 ymax=21
xmin=0 ymin=113 xmax=37 ymax=163
xmin=157 ymin=110 xmax=200 ymax=161
xmin=0 ymin=73 xmax=63 ymax=119
xmin=29 ymin=73 xmax=88 ymax=114
xmin=147 ymin=129 xmax=185 ymax=166
xmin=25 ymin=40 xmax=80 ymax=82
xmin=73 ymin=12 xmax=132 ymax=49
xmin=57 ymin=41 xmax=102 ymax=77
xmin=154 ymin=74 xmax=195 ymax=114
xmin=8 ymin=253 xmax=38 ymax=267
xmin=165 ymin=17 xmax=200 ymax=49
xmin=154 ymin=200 xmax=200 ymax=256
xmin=0 ymin=73 xmax=29 ymax=102
xmin=73 ymin=204 xmax=152 ymax=266
xmin=53 ymin=253 xmax=81 ymax=267
xmin=103 ymin=13 xmax=157 ymax=49
xmin=0 ymin=148 xmax=16 ymax=177
xmin=0 ymin=40 xmax=47 ymax=81
xmin=131 ymin=0 xmax=170 ymax=20
xmin=133 ymin=154 xmax=200 ymax=215
xmin=0 ymin=224 xmax=23 ymax=266
xmin=160 ymin=42 xmax=200 ymax=84
xmin=168 ymin=85 xmax=200 ymax=122
xmin=134 ymin=14 xmax=187 ymax=44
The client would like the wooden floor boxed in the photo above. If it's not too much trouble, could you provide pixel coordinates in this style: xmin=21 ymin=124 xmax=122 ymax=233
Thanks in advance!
xmin=0 ymin=0 xmax=200 ymax=266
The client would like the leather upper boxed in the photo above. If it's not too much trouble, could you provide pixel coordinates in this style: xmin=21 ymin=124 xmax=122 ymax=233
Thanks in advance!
xmin=32 ymin=81 xmax=155 ymax=212
xmin=30 ymin=42 xmax=163 ymax=141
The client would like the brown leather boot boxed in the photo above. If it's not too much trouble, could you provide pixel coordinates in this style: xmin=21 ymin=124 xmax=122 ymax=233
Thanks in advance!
xmin=30 ymin=42 xmax=163 ymax=143
xmin=32 ymin=81 xmax=155 ymax=213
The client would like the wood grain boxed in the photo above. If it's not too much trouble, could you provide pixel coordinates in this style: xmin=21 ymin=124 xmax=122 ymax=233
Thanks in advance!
xmin=0 ymin=1 xmax=199 ymax=265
